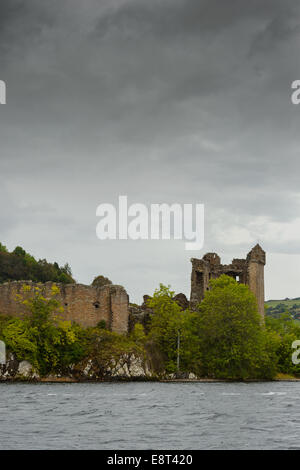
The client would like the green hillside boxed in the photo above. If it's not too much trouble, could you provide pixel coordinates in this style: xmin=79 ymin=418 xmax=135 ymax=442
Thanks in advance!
xmin=265 ymin=297 xmax=300 ymax=320
xmin=0 ymin=242 xmax=75 ymax=284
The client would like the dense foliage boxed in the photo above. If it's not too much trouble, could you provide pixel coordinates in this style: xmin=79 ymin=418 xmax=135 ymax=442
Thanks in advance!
xmin=0 ymin=285 xmax=84 ymax=375
xmin=147 ymin=285 xmax=200 ymax=374
xmin=146 ymin=276 xmax=300 ymax=380
xmin=0 ymin=243 xmax=74 ymax=284
xmin=265 ymin=313 xmax=300 ymax=376
xmin=91 ymin=275 xmax=112 ymax=288
xmin=1 ymin=273 xmax=300 ymax=380
xmin=0 ymin=285 xmax=145 ymax=377
xmin=196 ymin=275 xmax=276 ymax=379
xmin=266 ymin=298 xmax=300 ymax=320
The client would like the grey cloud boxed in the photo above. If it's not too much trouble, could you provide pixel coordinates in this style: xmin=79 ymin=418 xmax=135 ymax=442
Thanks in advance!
xmin=0 ymin=0 xmax=300 ymax=301
xmin=94 ymin=0 xmax=297 ymax=40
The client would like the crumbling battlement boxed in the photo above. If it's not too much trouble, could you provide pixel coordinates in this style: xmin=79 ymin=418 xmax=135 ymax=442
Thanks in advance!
xmin=0 ymin=281 xmax=129 ymax=334
xmin=190 ymin=244 xmax=266 ymax=318
xmin=0 ymin=244 xmax=265 ymax=333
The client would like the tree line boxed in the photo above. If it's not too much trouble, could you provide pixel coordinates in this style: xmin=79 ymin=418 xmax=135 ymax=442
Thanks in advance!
xmin=1 ymin=274 xmax=300 ymax=380
xmin=0 ymin=242 xmax=74 ymax=284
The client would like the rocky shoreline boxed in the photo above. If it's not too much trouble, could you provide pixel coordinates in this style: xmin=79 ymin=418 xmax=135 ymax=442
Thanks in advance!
xmin=2 ymin=353 xmax=299 ymax=383
xmin=0 ymin=352 xmax=155 ymax=382
xmin=0 ymin=351 xmax=202 ymax=383
xmin=1 ymin=355 xmax=299 ymax=383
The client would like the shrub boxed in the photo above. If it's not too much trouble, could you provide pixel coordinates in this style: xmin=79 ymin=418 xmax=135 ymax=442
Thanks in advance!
xmin=196 ymin=275 xmax=276 ymax=380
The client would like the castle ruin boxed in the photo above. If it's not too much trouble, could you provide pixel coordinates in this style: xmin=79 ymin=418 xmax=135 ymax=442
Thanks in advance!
xmin=190 ymin=244 xmax=266 ymax=318
xmin=0 ymin=244 xmax=266 ymax=332
xmin=0 ymin=281 xmax=129 ymax=334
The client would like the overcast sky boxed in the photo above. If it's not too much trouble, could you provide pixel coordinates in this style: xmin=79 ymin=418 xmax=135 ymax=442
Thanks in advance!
xmin=1 ymin=0 xmax=300 ymax=303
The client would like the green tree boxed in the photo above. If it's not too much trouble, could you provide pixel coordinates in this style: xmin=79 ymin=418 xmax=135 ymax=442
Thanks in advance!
xmin=1 ymin=317 xmax=39 ymax=367
xmin=57 ymin=272 xmax=71 ymax=284
xmin=62 ymin=263 xmax=72 ymax=277
xmin=130 ymin=323 xmax=146 ymax=346
xmin=265 ymin=313 xmax=300 ymax=376
xmin=14 ymin=284 xmax=82 ymax=375
xmin=0 ymin=284 xmax=148 ymax=379
xmin=13 ymin=246 xmax=26 ymax=257
xmin=148 ymin=284 xmax=200 ymax=373
xmin=76 ymin=327 xmax=146 ymax=378
xmin=196 ymin=275 xmax=276 ymax=380
xmin=0 ymin=243 xmax=8 ymax=253
xmin=92 ymin=275 xmax=112 ymax=288
xmin=0 ymin=243 xmax=75 ymax=284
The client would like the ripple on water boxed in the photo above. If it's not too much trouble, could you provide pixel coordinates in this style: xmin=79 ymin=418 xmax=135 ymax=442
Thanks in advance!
xmin=0 ymin=381 xmax=300 ymax=449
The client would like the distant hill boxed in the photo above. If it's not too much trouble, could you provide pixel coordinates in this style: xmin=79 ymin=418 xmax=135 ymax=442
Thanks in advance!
xmin=265 ymin=297 xmax=300 ymax=320
xmin=0 ymin=242 xmax=75 ymax=284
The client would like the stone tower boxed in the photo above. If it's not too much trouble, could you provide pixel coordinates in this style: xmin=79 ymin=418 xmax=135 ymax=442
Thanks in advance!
xmin=190 ymin=244 xmax=266 ymax=319
xmin=246 ymin=244 xmax=266 ymax=319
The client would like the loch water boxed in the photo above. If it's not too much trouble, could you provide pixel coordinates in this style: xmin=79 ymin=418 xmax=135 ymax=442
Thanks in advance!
xmin=0 ymin=381 xmax=299 ymax=450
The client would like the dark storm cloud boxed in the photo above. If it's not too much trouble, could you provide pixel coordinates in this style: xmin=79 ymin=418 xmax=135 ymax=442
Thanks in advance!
xmin=94 ymin=0 xmax=295 ymax=39
xmin=1 ymin=0 xmax=300 ymax=300
xmin=0 ymin=0 xmax=55 ymax=57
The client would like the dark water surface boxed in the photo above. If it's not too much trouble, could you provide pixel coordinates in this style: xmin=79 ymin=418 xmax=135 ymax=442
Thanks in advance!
xmin=0 ymin=381 xmax=300 ymax=449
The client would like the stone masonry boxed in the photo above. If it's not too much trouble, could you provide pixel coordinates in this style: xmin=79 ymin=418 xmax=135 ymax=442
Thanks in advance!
xmin=0 ymin=244 xmax=265 ymax=333
xmin=0 ymin=281 xmax=129 ymax=334
xmin=190 ymin=244 xmax=266 ymax=318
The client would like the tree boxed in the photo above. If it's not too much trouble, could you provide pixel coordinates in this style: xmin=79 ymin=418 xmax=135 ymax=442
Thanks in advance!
xmin=196 ymin=275 xmax=276 ymax=380
xmin=80 ymin=328 xmax=145 ymax=378
xmin=12 ymin=284 xmax=82 ymax=375
xmin=1 ymin=317 xmax=38 ymax=367
xmin=62 ymin=263 xmax=72 ymax=277
xmin=13 ymin=246 xmax=26 ymax=257
xmin=0 ymin=243 xmax=75 ymax=284
xmin=148 ymin=284 xmax=200 ymax=373
xmin=0 ymin=285 xmax=149 ymax=379
xmin=130 ymin=323 xmax=146 ymax=346
xmin=0 ymin=243 xmax=7 ymax=253
xmin=57 ymin=272 xmax=71 ymax=284
xmin=92 ymin=275 xmax=112 ymax=288
xmin=265 ymin=313 xmax=300 ymax=376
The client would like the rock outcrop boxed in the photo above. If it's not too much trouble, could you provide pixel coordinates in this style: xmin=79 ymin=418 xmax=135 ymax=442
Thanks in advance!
xmin=173 ymin=293 xmax=189 ymax=310
xmin=0 ymin=352 xmax=153 ymax=382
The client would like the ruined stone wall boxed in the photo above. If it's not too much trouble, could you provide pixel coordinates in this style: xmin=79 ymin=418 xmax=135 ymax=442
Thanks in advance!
xmin=190 ymin=244 xmax=266 ymax=319
xmin=0 ymin=281 xmax=129 ymax=334
xmin=110 ymin=286 xmax=130 ymax=333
